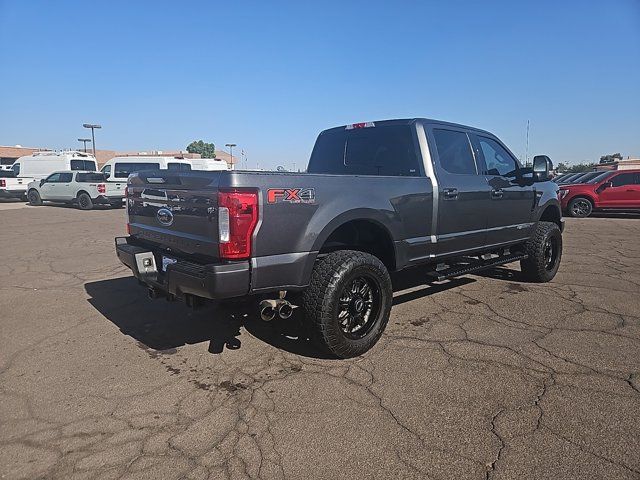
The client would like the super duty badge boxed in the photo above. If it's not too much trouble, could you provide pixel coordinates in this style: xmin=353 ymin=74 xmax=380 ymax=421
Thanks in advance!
xmin=267 ymin=188 xmax=315 ymax=204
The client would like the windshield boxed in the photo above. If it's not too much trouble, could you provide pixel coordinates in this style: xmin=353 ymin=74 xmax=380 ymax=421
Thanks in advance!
xmin=586 ymin=172 xmax=612 ymax=184
xmin=574 ymin=172 xmax=601 ymax=183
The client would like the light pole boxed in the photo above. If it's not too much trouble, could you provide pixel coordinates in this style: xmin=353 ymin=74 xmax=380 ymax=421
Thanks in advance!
xmin=225 ymin=143 xmax=237 ymax=169
xmin=77 ymin=138 xmax=92 ymax=153
xmin=82 ymin=123 xmax=102 ymax=156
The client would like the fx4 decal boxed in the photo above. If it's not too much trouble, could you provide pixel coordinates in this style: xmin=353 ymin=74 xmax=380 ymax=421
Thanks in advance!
xmin=267 ymin=188 xmax=316 ymax=204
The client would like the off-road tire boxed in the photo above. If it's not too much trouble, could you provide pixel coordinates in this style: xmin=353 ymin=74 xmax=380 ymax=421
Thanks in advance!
xmin=27 ymin=189 xmax=42 ymax=206
xmin=303 ymin=250 xmax=392 ymax=358
xmin=77 ymin=192 xmax=93 ymax=210
xmin=567 ymin=196 xmax=593 ymax=218
xmin=520 ymin=221 xmax=562 ymax=282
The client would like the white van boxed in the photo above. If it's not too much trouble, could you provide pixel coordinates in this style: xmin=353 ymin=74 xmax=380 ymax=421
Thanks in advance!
xmin=0 ymin=151 xmax=98 ymax=200
xmin=13 ymin=150 xmax=98 ymax=178
xmin=100 ymin=156 xmax=228 ymax=182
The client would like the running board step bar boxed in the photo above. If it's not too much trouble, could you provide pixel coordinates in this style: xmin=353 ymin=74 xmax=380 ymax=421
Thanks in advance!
xmin=427 ymin=253 xmax=528 ymax=282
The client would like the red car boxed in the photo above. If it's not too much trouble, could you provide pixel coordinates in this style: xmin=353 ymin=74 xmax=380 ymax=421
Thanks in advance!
xmin=560 ymin=169 xmax=640 ymax=217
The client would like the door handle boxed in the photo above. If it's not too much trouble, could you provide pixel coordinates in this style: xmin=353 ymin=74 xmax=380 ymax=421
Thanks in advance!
xmin=442 ymin=188 xmax=458 ymax=200
xmin=491 ymin=188 xmax=504 ymax=199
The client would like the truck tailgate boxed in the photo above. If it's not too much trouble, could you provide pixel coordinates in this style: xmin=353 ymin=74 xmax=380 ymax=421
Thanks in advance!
xmin=127 ymin=171 xmax=223 ymax=259
xmin=106 ymin=182 xmax=125 ymax=196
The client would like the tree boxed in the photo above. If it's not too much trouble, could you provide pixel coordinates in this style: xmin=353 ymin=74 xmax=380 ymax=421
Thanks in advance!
xmin=186 ymin=140 xmax=216 ymax=158
xmin=555 ymin=162 xmax=569 ymax=172
xmin=599 ymin=153 xmax=622 ymax=164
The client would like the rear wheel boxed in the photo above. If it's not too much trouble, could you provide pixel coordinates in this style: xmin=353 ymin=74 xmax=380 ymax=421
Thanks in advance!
xmin=303 ymin=250 xmax=392 ymax=358
xmin=27 ymin=189 xmax=42 ymax=206
xmin=77 ymin=192 xmax=93 ymax=210
xmin=520 ymin=221 xmax=562 ymax=282
xmin=567 ymin=197 xmax=593 ymax=218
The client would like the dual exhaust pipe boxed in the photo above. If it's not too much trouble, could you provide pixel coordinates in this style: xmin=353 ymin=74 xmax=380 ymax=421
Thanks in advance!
xmin=259 ymin=298 xmax=295 ymax=321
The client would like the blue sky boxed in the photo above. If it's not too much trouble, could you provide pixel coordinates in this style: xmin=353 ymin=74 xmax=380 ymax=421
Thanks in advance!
xmin=1 ymin=0 xmax=638 ymax=170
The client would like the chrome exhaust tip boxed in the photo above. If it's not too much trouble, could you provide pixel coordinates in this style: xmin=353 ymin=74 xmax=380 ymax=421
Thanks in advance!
xmin=259 ymin=300 xmax=277 ymax=322
xmin=277 ymin=302 xmax=293 ymax=319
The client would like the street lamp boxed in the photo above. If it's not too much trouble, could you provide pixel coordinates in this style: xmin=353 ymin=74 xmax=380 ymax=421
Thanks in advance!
xmin=82 ymin=123 xmax=102 ymax=156
xmin=225 ymin=143 xmax=237 ymax=169
xmin=77 ymin=138 xmax=92 ymax=153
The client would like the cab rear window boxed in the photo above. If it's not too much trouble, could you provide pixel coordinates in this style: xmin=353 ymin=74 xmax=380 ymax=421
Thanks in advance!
xmin=307 ymin=124 xmax=421 ymax=176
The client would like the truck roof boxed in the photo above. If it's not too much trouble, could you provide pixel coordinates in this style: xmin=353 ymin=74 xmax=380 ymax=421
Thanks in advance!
xmin=319 ymin=118 xmax=495 ymax=137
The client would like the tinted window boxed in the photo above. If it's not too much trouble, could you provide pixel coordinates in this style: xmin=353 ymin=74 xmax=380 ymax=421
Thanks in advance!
xmin=12 ymin=163 xmax=20 ymax=176
xmin=102 ymin=165 xmax=111 ymax=177
xmin=77 ymin=173 xmax=106 ymax=182
xmin=307 ymin=125 xmax=421 ymax=176
xmin=167 ymin=162 xmax=191 ymax=171
xmin=433 ymin=129 xmax=476 ymax=175
xmin=59 ymin=173 xmax=73 ymax=182
xmin=574 ymin=172 xmax=601 ymax=183
xmin=587 ymin=172 xmax=613 ymax=184
xmin=477 ymin=136 xmax=518 ymax=177
xmin=114 ymin=162 xmax=160 ymax=178
xmin=46 ymin=173 xmax=61 ymax=183
xmin=70 ymin=160 xmax=97 ymax=171
xmin=611 ymin=173 xmax=635 ymax=187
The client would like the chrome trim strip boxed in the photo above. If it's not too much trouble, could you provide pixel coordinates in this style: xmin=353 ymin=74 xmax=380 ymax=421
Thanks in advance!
xmin=416 ymin=120 xmax=438 ymax=244
xmin=404 ymin=235 xmax=433 ymax=244
xmin=437 ymin=223 xmax=535 ymax=239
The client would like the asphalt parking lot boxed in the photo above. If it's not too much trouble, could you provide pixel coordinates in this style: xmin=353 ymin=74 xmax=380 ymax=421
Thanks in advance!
xmin=1 ymin=202 xmax=639 ymax=480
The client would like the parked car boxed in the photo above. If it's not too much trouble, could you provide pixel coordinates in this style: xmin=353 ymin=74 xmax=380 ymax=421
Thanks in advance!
xmin=27 ymin=171 xmax=125 ymax=210
xmin=0 ymin=151 xmax=97 ymax=200
xmin=100 ymin=155 xmax=228 ymax=183
xmin=560 ymin=169 xmax=640 ymax=217
xmin=552 ymin=173 xmax=572 ymax=183
xmin=114 ymin=119 xmax=563 ymax=358
xmin=557 ymin=173 xmax=586 ymax=184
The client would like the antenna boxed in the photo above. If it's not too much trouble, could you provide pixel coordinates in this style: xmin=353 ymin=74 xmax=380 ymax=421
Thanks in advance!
xmin=525 ymin=120 xmax=530 ymax=166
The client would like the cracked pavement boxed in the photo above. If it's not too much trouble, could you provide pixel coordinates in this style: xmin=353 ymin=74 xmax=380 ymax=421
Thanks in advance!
xmin=0 ymin=204 xmax=639 ymax=479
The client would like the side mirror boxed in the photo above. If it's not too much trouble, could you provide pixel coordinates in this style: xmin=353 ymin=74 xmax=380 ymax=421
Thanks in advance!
xmin=39 ymin=179 xmax=45 ymax=187
xmin=533 ymin=155 xmax=553 ymax=182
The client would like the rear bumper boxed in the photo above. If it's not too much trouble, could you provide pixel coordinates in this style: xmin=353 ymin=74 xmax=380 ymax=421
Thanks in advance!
xmin=0 ymin=189 xmax=24 ymax=199
xmin=115 ymin=237 xmax=250 ymax=300
xmin=95 ymin=195 xmax=125 ymax=204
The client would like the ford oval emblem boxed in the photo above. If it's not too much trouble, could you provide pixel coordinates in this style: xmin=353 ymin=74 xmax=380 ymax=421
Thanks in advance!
xmin=156 ymin=208 xmax=174 ymax=226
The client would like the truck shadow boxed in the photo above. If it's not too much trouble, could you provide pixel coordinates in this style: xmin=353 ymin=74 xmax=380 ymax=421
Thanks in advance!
xmin=84 ymin=269 xmax=483 ymax=359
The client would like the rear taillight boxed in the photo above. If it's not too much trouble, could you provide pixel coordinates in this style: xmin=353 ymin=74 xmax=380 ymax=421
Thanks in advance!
xmin=218 ymin=189 xmax=259 ymax=259
xmin=98 ymin=184 xmax=106 ymax=194
xmin=0 ymin=179 xmax=5 ymax=187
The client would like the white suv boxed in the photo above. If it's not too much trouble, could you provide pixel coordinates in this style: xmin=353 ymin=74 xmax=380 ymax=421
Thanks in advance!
xmin=27 ymin=171 xmax=125 ymax=210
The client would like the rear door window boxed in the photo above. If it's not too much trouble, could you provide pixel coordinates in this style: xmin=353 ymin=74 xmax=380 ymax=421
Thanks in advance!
xmin=432 ymin=129 xmax=477 ymax=175
xmin=114 ymin=162 xmax=160 ymax=178
xmin=70 ymin=160 xmax=97 ymax=171
xmin=59 ymin=173 xmax=73 ymax=182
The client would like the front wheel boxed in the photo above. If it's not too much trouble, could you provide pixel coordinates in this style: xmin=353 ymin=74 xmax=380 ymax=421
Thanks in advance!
xmin=77 ymin=192 xmax=93 ymax=210
xmin=520 ymin=221 xmax=562 ymax=282
xmin=303 ymin=250 xmax=392 ymax=358
xmin=567 ymin=197 xmax=593 ymax=218
xmin=27 ymin=189 xmax=42 ymax=206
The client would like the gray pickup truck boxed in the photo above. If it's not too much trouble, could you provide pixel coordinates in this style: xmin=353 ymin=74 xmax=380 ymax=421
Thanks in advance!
xmin=115 ymin=118 xmax=563 ymax=357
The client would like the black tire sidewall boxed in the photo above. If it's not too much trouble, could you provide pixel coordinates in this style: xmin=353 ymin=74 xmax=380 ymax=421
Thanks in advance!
xmin=78 ymin=193 xmax=93 ymax=210
xmin=568 ymin=197 xmax=592 ymax=218
xmin=325 ymin=262 xmax=391 ymax=349
xmin=521 ymin=222 xmax=562 ymax=282
xmin=304 ymin=251 xmax=392 ymax=358
xmin=28 ymin=190 xmax=41 ymax=205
